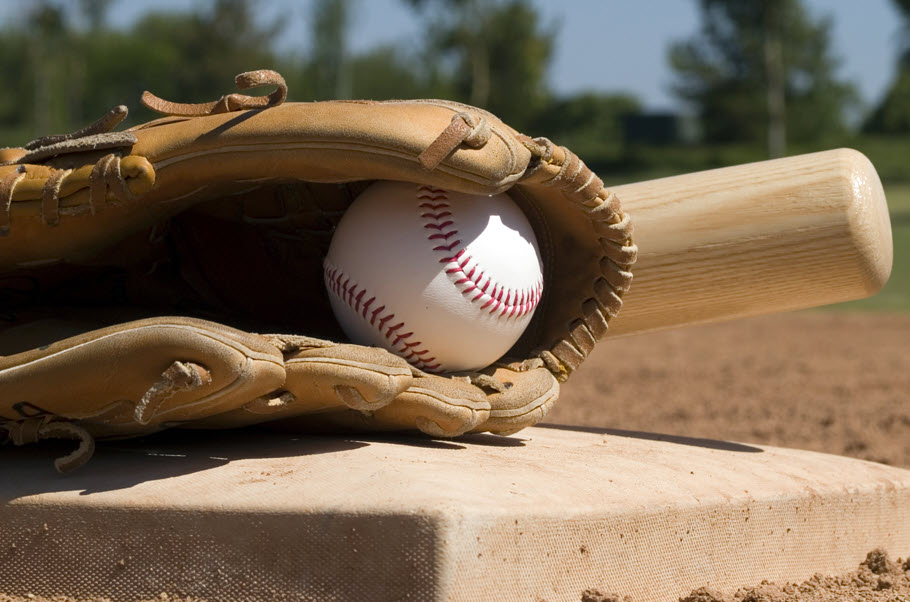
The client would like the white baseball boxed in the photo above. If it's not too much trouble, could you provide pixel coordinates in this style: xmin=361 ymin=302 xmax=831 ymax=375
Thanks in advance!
xmin=324 ymin=181 xmax=544 ymax=372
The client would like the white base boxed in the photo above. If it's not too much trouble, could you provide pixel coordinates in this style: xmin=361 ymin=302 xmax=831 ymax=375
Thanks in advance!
xmin=3 ymin=425 xmax=910 ymax=601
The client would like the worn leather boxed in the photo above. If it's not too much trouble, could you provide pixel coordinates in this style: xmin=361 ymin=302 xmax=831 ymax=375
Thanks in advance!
xmin=0 ymin=71 xmax=635 ymax=471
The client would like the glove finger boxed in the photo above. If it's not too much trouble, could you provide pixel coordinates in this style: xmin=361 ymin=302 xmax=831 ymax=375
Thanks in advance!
xmin=368 ymin=374 xmax=491 ymax=437
xmin=0 ymin=317 xmax=286 ymax=437
xmin=264 ymin=372 xmax=491 ymax=438
xmin=185 ymin=341 xmax=414 ymax=428
xmin=282 ymin=343 xmax=413 ymax=412
xmin=469 ymin=365 xmax=559 ymax=435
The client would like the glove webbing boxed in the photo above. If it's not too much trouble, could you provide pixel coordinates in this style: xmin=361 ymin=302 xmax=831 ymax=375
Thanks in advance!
xmin=519 ymin=136 xmax=636 ymax=381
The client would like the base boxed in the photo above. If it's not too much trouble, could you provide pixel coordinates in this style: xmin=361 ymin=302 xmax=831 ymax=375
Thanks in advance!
xmin=2 ymin=425 xmax=910 ymax=601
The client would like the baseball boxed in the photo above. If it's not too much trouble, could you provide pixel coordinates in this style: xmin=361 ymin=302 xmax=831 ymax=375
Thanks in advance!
xmin=324 ymin=181 xmax=544 ymax=372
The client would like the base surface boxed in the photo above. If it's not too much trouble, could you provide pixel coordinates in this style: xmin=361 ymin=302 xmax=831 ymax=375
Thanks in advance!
xmin=2 ymin=425 xmax=909 ymax=601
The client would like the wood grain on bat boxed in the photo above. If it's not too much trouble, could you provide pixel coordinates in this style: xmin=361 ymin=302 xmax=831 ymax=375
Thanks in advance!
xmin=606 ymin=148 xmax=893 ymax=337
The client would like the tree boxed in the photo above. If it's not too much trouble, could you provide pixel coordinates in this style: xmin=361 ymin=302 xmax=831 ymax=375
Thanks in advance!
xmin=531 ymin=92 xmax=641 ymax=171
xmin=0 ymin=0 xmax=291 ymax=143
xmin=81 ymin=0 xmax=283 ymax=122
xmin=308 ymin=0 xmax=354 ymax=100
xmin=669 ymin=0 xmax=857 ymax=155
xmin=347 ymin=45 xmax=434 ymax=100
xmin=864 ymin=0 xmax=910 ymax=133
xmin=78 ymin=0 xmax=113 ymax=31
xmin=405 ymin=0 xmax=555 ymax=129
xmin=28 ymin=2 xmax=71 ymax=137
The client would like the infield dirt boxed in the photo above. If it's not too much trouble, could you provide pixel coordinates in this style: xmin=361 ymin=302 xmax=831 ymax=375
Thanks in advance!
xmin=553 ymin=311 xmax=910 ymax=469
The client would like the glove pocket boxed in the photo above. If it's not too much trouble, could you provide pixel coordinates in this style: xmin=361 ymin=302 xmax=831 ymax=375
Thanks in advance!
xmin=0 ymin=316 xmax=285 ymax=437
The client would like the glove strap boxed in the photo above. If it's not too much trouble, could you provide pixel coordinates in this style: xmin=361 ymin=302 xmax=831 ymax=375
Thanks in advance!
xmin=2 ymin=417 xmax=95 ymax=473
xmin=141 ymin=69 xmax=288 ymax=116
xmin=419 ymin=112 xmax=492 ymax=170
xmin=15 ymin=105 xmax=132 ymax=165
xmin=0 ymin=167 xmax=26 ymax=234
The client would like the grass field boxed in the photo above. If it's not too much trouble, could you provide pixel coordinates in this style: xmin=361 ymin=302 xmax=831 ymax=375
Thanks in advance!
xmin=835 ymin=183 xmax=910 ymax=312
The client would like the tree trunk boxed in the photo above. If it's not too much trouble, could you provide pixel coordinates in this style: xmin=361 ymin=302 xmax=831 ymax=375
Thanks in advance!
xmin=764 ymin=2 xmax=786 ymax=158
xmin=467 ymin=0 xmax=490 ymax=108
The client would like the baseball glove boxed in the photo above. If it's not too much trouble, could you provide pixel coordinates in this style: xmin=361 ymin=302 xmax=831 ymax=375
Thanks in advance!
xmin=0 ymin=70 xmax=635 ymax=472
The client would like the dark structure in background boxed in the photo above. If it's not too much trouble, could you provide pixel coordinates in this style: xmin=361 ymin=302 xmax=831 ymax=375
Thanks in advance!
xmin=621 ymin=112 xmax=701 ymax=146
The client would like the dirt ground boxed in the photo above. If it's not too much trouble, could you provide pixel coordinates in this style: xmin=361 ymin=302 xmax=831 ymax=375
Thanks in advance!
xmin=3 ymin=312 xmax=909 ymax=602
xmin=552 ymin=312 xmax=910 ymax=469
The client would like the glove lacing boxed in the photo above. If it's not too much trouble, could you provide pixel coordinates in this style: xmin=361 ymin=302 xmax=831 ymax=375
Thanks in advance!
xmin=141 ymin=69 xmax=288 ymax=116
xmin=0 ymin=104 xmax=144 ymax=234
xmin=1 ymin=416 xmax=94 ymax=473
xmin=2 ymin=360 xmax=212 ymax=473
xmin=1 ymin=70 xmax=287 ymax=235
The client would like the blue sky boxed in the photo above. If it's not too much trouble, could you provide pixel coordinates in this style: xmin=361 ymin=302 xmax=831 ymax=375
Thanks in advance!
xmin=5 ymin=0 xmax=904 ymax=112
xmin=334 ymin=0 xmax=904 ymax=111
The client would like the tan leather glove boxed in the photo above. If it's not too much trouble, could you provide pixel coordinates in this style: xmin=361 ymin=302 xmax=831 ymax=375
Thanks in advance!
xmin=0 ymin=70 xmax=636 ymax=472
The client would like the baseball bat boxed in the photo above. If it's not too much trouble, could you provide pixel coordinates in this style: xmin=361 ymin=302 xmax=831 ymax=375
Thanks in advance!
xmin=603 ymin=148 xmax=893 ymax=337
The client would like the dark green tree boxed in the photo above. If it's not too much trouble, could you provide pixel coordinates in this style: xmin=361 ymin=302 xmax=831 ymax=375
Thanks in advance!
xmin=531 ymin=92 xmax=641 ymax=170
xmin=405 ymin=0 xmax=555 ymax=129
xmin=78 ymin=0 xmax=113 ymax=31
xmin=669 ymin=0 xmax=857 ymax=155
xmin=308 ymin=0 xmax=354 ymax=100
xmin=0 ymin=1 xmax=291 ymax=143
xmin=0 ymin=2 xmax=85 ymax=141
xmin=80 ymin=0 xmax=283 ymax=123
xmin=864 ymin=0 xmax=910 ymax=133
xmin=347 ymin=45 xmax=435 ymax=100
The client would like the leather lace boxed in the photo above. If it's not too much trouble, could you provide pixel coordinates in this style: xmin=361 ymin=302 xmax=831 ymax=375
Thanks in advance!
xmin=0 ymin=104 xmax=140 ymax=235
xmin=141 ymin=69 xmax=288 ymax=116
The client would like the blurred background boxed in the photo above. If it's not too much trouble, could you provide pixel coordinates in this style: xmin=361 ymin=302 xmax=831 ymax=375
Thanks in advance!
xmin=1 ymin=0 xmax=907 ymax=308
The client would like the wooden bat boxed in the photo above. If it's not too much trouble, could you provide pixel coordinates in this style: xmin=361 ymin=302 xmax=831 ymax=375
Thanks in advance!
xmin=605 ymin=148 xmax=893 ymax=337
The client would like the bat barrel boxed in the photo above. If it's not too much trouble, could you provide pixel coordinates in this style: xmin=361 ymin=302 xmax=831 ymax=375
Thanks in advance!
xmin=607 ymin=148 xmax=893 ymax=337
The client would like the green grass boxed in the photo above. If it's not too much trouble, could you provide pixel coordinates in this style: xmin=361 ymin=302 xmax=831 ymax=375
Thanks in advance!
xmin=846 ymin=137 xmax=910 ymax=185
xmin=831 ymin=184 xmax=910 ymax=312
xmin=885 ymin=183 xmax=910 ymax=213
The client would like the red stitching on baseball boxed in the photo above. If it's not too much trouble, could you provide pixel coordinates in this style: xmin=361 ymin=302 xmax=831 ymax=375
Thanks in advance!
xmin=424 ymin=220 xmax=454 ymax=230
xmin=421 ymin=210 xmax=452 ymax=219
xmin=324 ymin=265 xmax=441 ymax=372
xmin=432 ymin=240 xmax=461 ymax=253
xmin=417 ymin=185 xmax=542 ymax=319
xmin=353 ymin=289 xmax=365 ymax=312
